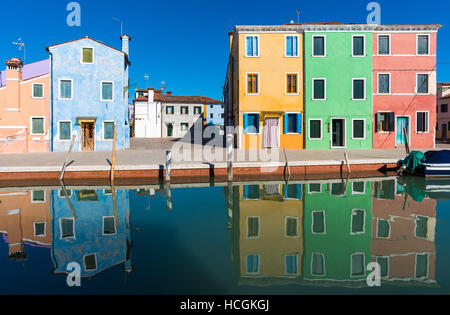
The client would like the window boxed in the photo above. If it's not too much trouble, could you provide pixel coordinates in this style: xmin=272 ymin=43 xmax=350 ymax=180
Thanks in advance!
xmin=284 ymin=184 xmax=301 ymax=199
xmin=352 ymin=35 xmax=365 ymax=56
xmin=374 ymin=180 xmax=395 ymax=200
xmin=285 ymin=255 xmax=298 ymax=275
xmin=246 ymin=254 xmax=259 ymax=274
xmin=377 ymin=219 xmax=390 ymax=238
xmin=244 ymin=113 xmax=260 ymax=134
xmin=442 ymin=104 xmax=448 ymax=113
xmin=331 ymin=182 xmax=346 ymax=196
xmin=103 ymin=122 xmax=115 ymax=140
xmin=31 ymin=117 xmax=44 ymax=135
xmin=221 ymin=114 xmax=224 ymax=118
xmin=181 ymin=106 xmax=189 ymax=115
xmin=286 ymin=73 xmax=298 ymax=94
xmin=313 ymin=79 xmax=325 ymax=100
xmin=210 ymin=113 xmax=213 ymax=118
xmin=417 ymin=35 xmax=429 ymax=55
xmin=32 ymin=83 xmax=44 ymax=98
xmin=247 ymin=217 xmax=260 ymax=238
xmin=34 ymin=222 xmax=46 ymax=237
xmin=103 ymin=217 xmax=116 ymax=235
xmin=247 ymin=73 xmax=259 ymax=94
xmin=84 ymin=253 xmax=97 ymax=271
xmin=59 ymin=121 xmax=72 ymax=140
xmin=309 ymin=183 xmax=321 ymax=193
xmin=309 ymin=119 xmax=322 ymax=139
xmin=415 ymin=216 xmax=428 ymax=238
xmin=181 ymin=123 xmax=189 ymax=131
xmin=60 ymin=218 xmax=74 ymax=239
xmin=101 ymin=82 xmax=113 ymax=101
xmin=353 ymin=79 xmax=365 ymax=100
xmin=351 ymin=209 xmax=365 ymax=235
xmin=416 ymin=253 xmax=428 ymax=278
xmin=82 ymin=47 xmax=94 ymax=63
xmin=244 ymin=185 xmax=260 ymax=200
xmin=378 ymin=74 xmax=390 ymax=94
xmin=352 ymin=119 xmax=365 ymax=139
xmin=313 ymin=36 xmax=325 ymax=57
xmin=311 ymin=253 xmax=325 ymax=276
xmin=246 ymin=36 xmax=259 ymax=57
xmin=351 ymin=253 xmax=365 ymax=277
xmin=32 ymin=190 xmax=45 ymax=202
xmin=59 ymin=79 xmax=72 ymax=99
xmin=166 ymin=106 xmax=174 ymax=115
xmin=377 ymin=257 xmax=389 ymax=278
xmin=417 ymin=74 xmax=429 ymax=94
xmin=352 ymin=182 xmax=365 ymax=194
xmin=416 ymin=112 xmax=429 ymax=133
xmin=285 ymin=35 xmax=299 ymax=57
xmin=284 ymin=113 xmax=301 ymax=134
xmin=378 ymin=35 xmax=390 ymax=55
xmin=194 ymin=106 xmax=202 ymax=115
xmin=312 ymin=211 xmax=325 ymax=234
xmin=59 ymin=189 xmax=72 ymax=197
xmin=376 ymin=112 xmax=395 ymax=132
xmin=286 ymin=217 xmax=298 ymax=237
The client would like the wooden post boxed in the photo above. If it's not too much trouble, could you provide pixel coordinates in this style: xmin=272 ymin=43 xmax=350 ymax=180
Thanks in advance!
xmin=60 ymin=135 xmax=76 ymax=181
xmin=165 ymin=151 xmax=172 ymax=182
xmin=344 ymin=153 xmax=351 ymax=176
xmin=227 ymin=133 xmax=233 ymax=182
xmin=283 ymin=148 xmax=291 ymax=180
xmin=165 ymin=183 xmax=172 ymax=211
xmin=110 ymin=123 xmax=117 ymax=182
xmin=111 ymin=182 xmax=118 ymax=228
xmin=59 ymin=180 xmax=77 ymax=219
xmin=403 ymin=127 xmax=410 ymax=155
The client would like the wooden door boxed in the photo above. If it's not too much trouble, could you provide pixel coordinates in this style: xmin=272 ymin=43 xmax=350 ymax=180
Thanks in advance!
xmin=82 ymin=122 xmax=95 ymax=151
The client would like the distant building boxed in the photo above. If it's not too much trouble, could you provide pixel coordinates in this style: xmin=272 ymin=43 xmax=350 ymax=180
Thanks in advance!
xmin=437 ymin=83 xmax=450 ymax=139
xmin=204 ymin=103 xmax=225 ymax=135
xmin=0 ymin=58 xmax=50 ymax=153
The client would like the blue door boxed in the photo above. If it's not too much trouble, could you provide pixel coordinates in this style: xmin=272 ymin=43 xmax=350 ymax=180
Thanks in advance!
xmin=396 ymin=117 xmax=409 ymax=145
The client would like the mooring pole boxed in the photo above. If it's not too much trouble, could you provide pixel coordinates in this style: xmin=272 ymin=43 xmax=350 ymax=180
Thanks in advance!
xmin=284 ymin=148 xmax=291 ymax=180
xmin=165 ymin=183 xmax=172 ymax=211
xmin=60 ymin=135 xmax=76 ymax=181
xmin=165 ymin=151 xmax=172 ymax=182
xmin=227 ymin=133 xmax=233 ymax=182
xmin=110 ymin=123 xmax=117 ymax=182
xmin=403 ymin=128 xmax=410 ymax=155
xmin=344 ymin=153 xmax=351 ymax=176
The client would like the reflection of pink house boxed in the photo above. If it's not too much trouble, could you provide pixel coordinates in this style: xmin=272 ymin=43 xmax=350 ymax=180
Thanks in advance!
xmin=372 ymin=183 xmax=436 ymax=283
xmin=0 ymin=58 xmax=49 ymax=153
xmin=0 ymin=190 xmax=51 ymax=260
xmin=373 ymin=25 xmax=441 ymax=149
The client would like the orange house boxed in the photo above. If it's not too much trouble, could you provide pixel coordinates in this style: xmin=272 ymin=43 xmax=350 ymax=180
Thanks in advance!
xmin=0 ymin=58 xmax=50 ymax=153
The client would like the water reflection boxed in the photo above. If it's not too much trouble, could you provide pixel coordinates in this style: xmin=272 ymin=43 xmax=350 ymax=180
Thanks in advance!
xmin=0 ymin=177 xmax=447 ymax=293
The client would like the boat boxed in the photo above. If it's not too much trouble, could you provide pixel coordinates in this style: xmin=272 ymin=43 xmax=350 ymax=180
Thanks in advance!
xmin=400 ymin=150 xmax=450 ymax=178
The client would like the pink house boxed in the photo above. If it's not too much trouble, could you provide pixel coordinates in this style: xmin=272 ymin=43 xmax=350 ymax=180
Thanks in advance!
xmin=0 ymin=58 xmax=50 ymax=153
xmin=373 ymin=25 xmax=441 ymax=149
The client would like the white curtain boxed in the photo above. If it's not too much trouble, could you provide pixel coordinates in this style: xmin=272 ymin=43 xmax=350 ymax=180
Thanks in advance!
xmin=264 ymin=118 xmax=280 ymax=148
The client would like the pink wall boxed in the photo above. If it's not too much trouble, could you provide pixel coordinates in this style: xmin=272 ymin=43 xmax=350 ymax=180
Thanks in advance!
xmin=373 ymin=32 xmax=437 ymax=149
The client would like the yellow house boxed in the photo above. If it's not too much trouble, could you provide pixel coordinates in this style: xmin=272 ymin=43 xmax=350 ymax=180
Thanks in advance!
xmin=224 ymin=26 xmax=304 ymax=149
xmin=231 ymin=184 xmax=303 ymax=283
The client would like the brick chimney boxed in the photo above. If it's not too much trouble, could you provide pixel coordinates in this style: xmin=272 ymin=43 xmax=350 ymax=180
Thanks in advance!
xmin=167 ymin=91 xmax=172 ymax=96
xmin=5 ymin=58 xmax=23 ymax=110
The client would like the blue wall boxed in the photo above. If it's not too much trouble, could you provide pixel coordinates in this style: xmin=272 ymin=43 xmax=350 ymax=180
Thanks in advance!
xmin=205 ymin=104 xmax=224 ymax=127
xmin=49 ymin=38 xmax=130 ymax=151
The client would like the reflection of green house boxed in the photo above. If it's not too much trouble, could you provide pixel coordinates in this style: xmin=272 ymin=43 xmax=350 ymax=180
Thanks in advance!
xmin=303 ymin=180 xmax=373 ymax=286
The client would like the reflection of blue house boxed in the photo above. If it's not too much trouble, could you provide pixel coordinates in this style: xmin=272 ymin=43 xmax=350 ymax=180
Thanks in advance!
xmin=50 ymin=189 xmax=132 ymax=277
xmin=47 ymin=35 xmax=131 ymax=152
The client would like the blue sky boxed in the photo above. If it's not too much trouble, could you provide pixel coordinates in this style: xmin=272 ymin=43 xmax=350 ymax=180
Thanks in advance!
xmin=2 ymin=0 xmax=449 ymax=100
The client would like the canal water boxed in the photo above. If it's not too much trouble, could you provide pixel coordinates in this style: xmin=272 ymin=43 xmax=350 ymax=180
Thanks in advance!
xmin=0 ymin=177 xmax=449 ymax=294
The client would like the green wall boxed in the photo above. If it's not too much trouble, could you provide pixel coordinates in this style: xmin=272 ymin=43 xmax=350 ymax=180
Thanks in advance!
xmin=304 ymin=32 xmax=373 ymax=149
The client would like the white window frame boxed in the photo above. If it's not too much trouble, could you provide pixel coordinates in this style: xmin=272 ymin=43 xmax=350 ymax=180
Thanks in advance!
xmin=32 ymin=83 xmax=44 ymax=99
xmin=377 ymin=256 xmax=390 ymax=278
xmin=285 ymin=72 xmax=299 ymax=95
xmin=377 ymin=111 xmax=392 ymax=134
xmin=311 ymin=210 xmax=326 ymax=235
xmin=330 ymin=118 xmax=347 ymax=149
xmin=377 ymin=73 xmax=391 ymax=94
xmin=352 ymin=118 xmax=366 ymax=140
xmin=285 ymin=35 xmax=299 ymax=58
xmin=350 ymin=252 xmax=366 ymax=277
xmin=352 ymin=78 xmax=366 ymax=101
xmin=285 ymin=216 xmax=299 ymax=238
xmin=308 ymin=119 xmax=323 ymax=140
xmin=415 ymin=253 xmax=429 ymax=279
xmin=376 ymin=218 xmax=391 ymax=239
xmin=350 ymin=209 xmax=366 ymax=235
xmin=83 ymin=253 xmax=98 ymax=271
xmin=58 ymin=120 xmax=72 ymax=141
xmin=352 ymin=34 xmax=366 ymax=57
xmin=102 ymin=121 xmax=115 ymax=141
xmin=245 ymin=254 xmax=260 ymax=275
xmin=416 ymin=73 xmax=429 ymax=95
xmin=58 ymin=78 xmax=73 ymax=100
xmin=31 ymin=190 xmax=46 ymax=203
xmin=312 ymin=78 xmax=326 ymax=101
xmin=416 ymin=111 xmax=429 ymax=133
xmin=245 ymin=35 xmax=260 ymax=58
xmin=312 ymin=35 xmax=326 ymax=57
xmin=100 ymin=81 xmax=114 ymax=102
xmin=59 ymin=217 xmax=75 ymax=240
xmin=285 ymin=254 xmax=299 ymax=276
xmin=377 ymin=34 xmax=391 ymax=56
xmin=244 ymin=112 xmax=260 ymax=135
xmin=81 ymin=46 xmax=95 ymax=64
xmin=30 ymin=116 xmax=45 ymax=135
xmin=414 ymin=215 xmax=429 ymax=239
xmin=33 ymin=222 xmax=46 ymax=237
xmin=308 ymin=183 xmax=322 ymax=194
xmin=416 ymin=34 xmax=430 ymax=56
xmin=246 ymin=72 xmax=260 ymax=95
xmin=180 ymin=122 xmax=189 ymax=132
xmin=311 ymin=252 xmax=325 ymax=276
xmin=102 ymin=216 xmax=117 ymax=236
xmin=351 ymin=181 xmax=366 ymax=195
xmin=58 ymin=189 xmax=72 ymax=198
xmin=246 ymin=216 xmax=260 ymax=239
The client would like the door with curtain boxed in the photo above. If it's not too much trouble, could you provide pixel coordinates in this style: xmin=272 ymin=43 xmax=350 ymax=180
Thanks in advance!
xmin=263 ymin=118 xmax=280 ymax=148
xmin=396 ymin=117 xmax=409 ymax=145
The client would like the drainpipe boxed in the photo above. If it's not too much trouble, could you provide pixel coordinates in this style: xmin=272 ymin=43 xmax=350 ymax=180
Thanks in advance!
xmin=48 ymin=51 xmax=54 ymax=152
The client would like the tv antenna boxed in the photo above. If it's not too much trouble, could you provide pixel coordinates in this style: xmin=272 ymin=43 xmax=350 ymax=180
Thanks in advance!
xmin=12 ymin=38 xmax=26 ymax=64
xmin=111 ymin=17 xmax=123 ymax=35
xmin=295 ymin=10 xmax=301 ymax=23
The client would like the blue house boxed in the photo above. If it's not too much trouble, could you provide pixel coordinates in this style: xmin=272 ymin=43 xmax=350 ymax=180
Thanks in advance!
xmin=205 ymin=103 xmax=224 ymax=133
xmin=47 ymin=35 xmax=131 ymax=151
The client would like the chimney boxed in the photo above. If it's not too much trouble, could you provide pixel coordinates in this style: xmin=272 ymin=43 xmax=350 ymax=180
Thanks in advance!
xmin=167 ymin=91 xmax=172 ymax=96
xmin=5 ymin=58 xmax=23 ymax=79
xmin=4 ymin=58 xmax=23 ymax=110
xmin=120 ymin=34 xmax=131 ymax=56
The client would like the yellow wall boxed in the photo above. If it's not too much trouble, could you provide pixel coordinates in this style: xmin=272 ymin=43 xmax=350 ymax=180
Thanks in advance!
xmin=235 ymin=32 xmax=304 ymax=149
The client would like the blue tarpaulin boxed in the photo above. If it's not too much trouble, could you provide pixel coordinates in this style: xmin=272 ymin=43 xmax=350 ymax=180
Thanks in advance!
xmin=425 ymin=150 xmax=450 ymax=164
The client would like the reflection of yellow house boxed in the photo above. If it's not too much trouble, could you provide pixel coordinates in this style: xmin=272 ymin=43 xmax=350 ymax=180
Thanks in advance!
xmin=235 ymin=184 xmax=303 ymax=282
xmin=225 ymin=26 xmax=304 ymax=149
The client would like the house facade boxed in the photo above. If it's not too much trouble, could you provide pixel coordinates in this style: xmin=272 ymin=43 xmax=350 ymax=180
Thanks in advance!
xmin=205 ymin=103 xmax=225 ymax=135
xmin=47 ymin=35 xmax=131 ymax=152
xmin=373 ymin=25 xmax=441 ymax=149
xmin=0 ymin=58 xmax=50 ymax=153
xmin=437 ymin=82 xmax=450 ymax=139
